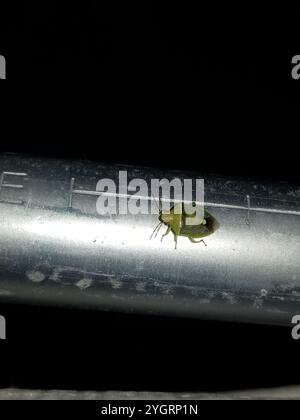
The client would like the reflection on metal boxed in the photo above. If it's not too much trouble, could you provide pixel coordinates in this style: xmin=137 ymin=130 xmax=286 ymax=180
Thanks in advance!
xmin=0 ymin=55 xmax=6 ymax=80
xmin=0 ymin=315 xmax=6 ymax=339
xmin=0 ymin=154 xmax=299 ymax=326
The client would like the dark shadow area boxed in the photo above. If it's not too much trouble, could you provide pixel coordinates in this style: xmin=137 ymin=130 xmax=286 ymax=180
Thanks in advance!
xmin=0 ymin=4 xmax=300 ymax=183
xmin=0 ymin=303 xmax=299 ymax=392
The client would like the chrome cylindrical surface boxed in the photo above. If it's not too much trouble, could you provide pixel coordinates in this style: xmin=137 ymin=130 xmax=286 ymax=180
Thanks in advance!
xmin=0 ymin=154 xmax=299 ymax=326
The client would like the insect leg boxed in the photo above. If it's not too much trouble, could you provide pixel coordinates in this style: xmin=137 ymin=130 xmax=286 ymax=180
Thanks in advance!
xmin=188 ymin=237 xmax=207 ymax=246
xmin=161 ymin=226 xmax=171 ymax=242
xmin=174 ymin=235 xmax=178 ymax=250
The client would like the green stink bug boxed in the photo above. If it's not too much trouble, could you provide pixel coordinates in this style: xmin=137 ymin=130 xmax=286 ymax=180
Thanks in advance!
xmin=151 ymin=202 xmax=219 ymax=249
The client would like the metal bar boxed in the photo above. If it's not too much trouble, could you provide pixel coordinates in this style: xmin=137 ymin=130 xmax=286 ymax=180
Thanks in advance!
xmin=0 ymin=153 xmax=299 ymax=326
xmin=1 ymin=386 xmax=300 ymax=400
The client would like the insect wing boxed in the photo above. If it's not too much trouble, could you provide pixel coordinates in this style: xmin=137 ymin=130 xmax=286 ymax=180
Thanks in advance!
xmin=171 ymin=203 xmax=183 ymax=235
xmin=180 ymin=223 xmax=210 ymax=238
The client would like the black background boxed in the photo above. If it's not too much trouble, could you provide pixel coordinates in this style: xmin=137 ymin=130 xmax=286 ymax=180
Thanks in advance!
xmin=0 ymin=2 xmax=300 ymax=392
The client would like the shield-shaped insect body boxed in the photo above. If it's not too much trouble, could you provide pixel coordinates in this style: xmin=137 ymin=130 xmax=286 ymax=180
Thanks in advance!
xmin=151 ymin=202 xmax=219 ymax=249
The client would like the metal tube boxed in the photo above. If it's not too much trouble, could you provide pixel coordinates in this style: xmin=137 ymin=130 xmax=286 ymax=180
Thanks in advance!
xmin=0 ymin=154 xmax=299 ymax=326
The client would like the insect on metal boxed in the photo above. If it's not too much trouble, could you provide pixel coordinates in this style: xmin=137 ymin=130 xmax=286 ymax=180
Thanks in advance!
xmin=150 ymin=201 xmax=219 ymax=249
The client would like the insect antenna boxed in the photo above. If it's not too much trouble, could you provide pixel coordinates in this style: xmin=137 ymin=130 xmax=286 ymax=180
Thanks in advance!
xmin=150 ymin=192 xmax=164 ymax=240
xmin=154 ymin=221 xmax=163 ymax=238
xmin=150 ymin=221 xmax=162 ymax=240
xmin=151 ymin=192 xmax=162 ymax=214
